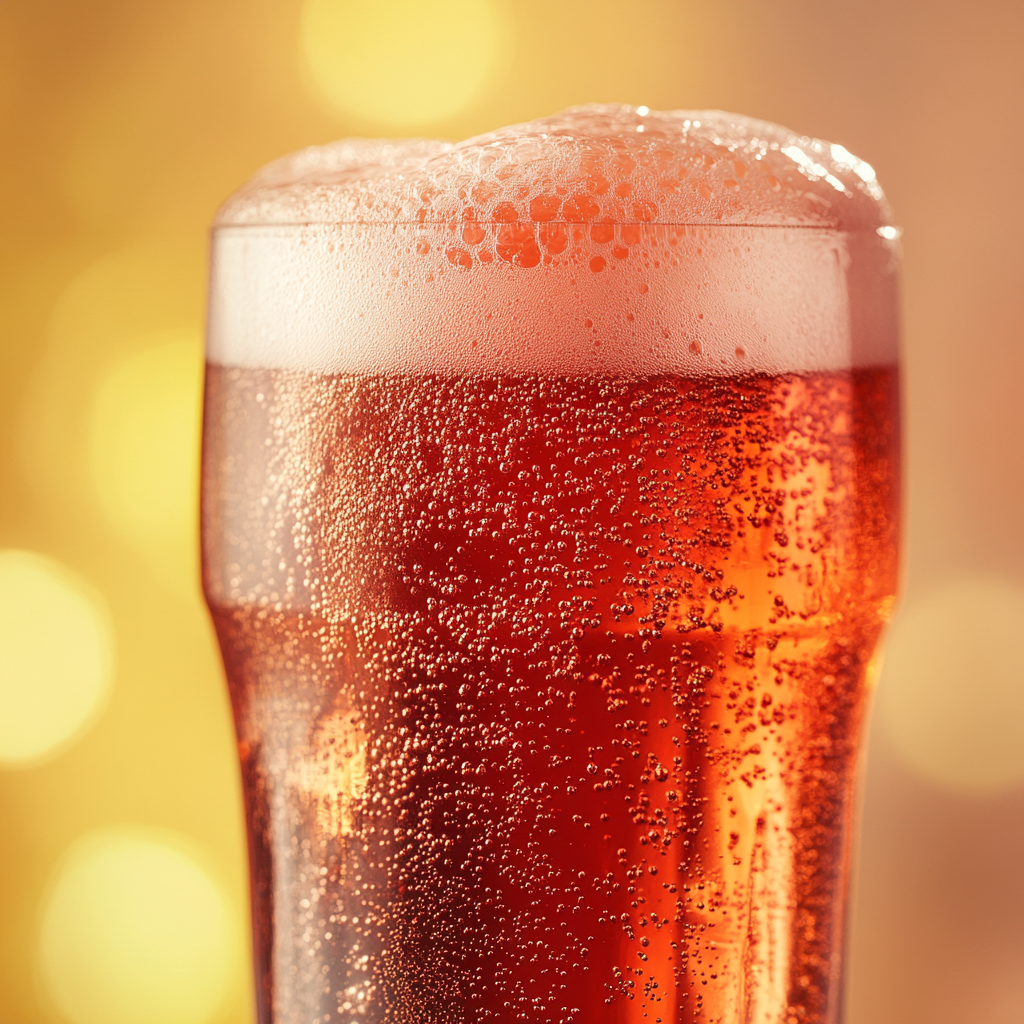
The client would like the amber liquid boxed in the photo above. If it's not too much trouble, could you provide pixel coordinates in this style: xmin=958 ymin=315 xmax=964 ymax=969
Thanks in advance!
xmin=203 ymin=366 xmax=899 ymax=1024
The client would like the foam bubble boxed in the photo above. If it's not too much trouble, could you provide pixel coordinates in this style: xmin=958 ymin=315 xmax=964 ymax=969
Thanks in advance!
xmin=208 ymin=106 xmax=899 ymax=375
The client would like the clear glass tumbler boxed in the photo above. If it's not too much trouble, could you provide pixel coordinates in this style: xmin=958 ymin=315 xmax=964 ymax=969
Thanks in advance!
xmin=202 ymin=106 xmax=900 ymax=1024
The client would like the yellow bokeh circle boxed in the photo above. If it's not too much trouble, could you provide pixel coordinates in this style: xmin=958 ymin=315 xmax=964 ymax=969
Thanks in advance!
xmin=300 ymin=0 xmax=506 ymax=126
xmin=0 ymin=550 xmax=114 ymax=767
xmin=38 ymin=828 xmax=238 ymax=1024
xmin=879 ymin=576 xmax=1024 ymax=793
xmin=88 ymin=330 xmax=203 ymax=551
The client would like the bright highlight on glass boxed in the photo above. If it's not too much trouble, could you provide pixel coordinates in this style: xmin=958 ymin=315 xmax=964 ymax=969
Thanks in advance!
xmin=88 ymin=331 xmax=202 ymax=551
xmin=0 ymin=550 xmax=114 ymax=767
xmin=38 ymin=829 xmax=237 ymax=1024
xmin=300 ymin=0 xmax=505 ymax=126
xmin=880 ymin=576 xmax=1024 ymax=793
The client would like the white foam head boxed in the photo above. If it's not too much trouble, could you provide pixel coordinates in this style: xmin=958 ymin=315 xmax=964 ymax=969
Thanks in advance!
xmin=208 ymin=106 xmax=899 ymax=374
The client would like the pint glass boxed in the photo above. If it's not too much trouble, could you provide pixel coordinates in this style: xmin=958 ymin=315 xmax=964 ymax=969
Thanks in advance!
xmin=202 ymin=106 xmax=900 ymax=1024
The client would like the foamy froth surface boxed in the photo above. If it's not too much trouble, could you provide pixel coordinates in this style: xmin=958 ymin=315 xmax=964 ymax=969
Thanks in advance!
xmin=209 ymin=106 xmax=899 ymax=375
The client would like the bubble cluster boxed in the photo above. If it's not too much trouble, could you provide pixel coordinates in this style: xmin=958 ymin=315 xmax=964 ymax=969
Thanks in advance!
xmin=207 ymin=107 xmax=900 ymax=379
xmin=203 ymin=365 xmax=900 ymax=1023
xmin=215 ymin=105 xmax=891 ymax=232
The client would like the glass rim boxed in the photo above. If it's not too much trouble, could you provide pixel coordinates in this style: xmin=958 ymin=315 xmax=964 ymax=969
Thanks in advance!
xmin=211 ymin=219 xmax=898 ymax=228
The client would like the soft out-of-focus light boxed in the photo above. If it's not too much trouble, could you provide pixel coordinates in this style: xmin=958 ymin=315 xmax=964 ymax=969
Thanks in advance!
xmin=38 ymin=828 xmax=237 ymax=1024
xmin=879 ymin=576 xmax=1024 ymax=793
xmin=0 ymin=550 xmax=114 ymax=767
xmin=17 ymin=246 xmax=199 ymax=531
xmin=300 ymin=0 xmax=506 ymax=126
xmin=877 ymin=225 xmax=901 ymax=240
xmin=88 ymin=331 xmax=202 ymax=552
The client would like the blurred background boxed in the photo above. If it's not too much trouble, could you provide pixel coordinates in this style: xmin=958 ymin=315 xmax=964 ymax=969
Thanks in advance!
xmin=1 ymin=1 xmax=1022 ymax=1022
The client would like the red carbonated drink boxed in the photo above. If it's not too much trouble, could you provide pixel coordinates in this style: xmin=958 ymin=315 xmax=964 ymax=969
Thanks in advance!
xmin=202 ymin=107 xmax=900 ymax=1024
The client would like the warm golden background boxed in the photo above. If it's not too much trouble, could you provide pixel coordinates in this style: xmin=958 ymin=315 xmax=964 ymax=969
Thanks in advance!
xmin=2 ymin=1 xmax=1022 ymax=1022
